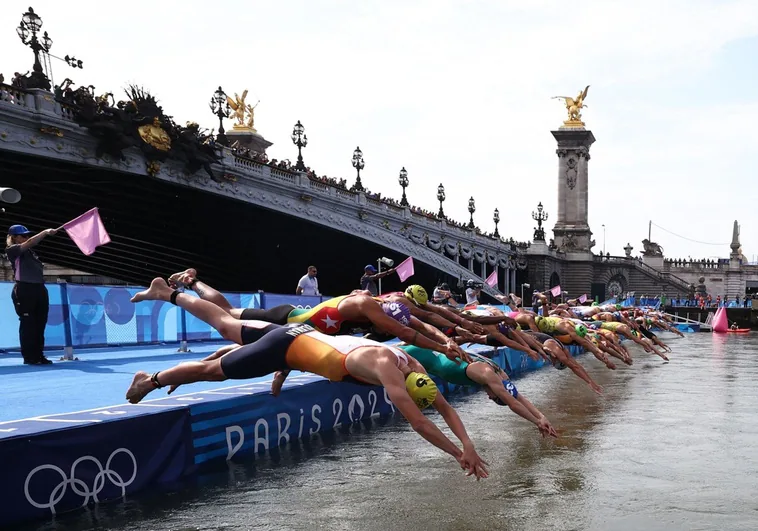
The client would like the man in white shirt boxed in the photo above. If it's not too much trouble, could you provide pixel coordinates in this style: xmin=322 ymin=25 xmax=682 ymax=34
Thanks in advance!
xmin=296 ymin=266 xmax=320 ymax=296
xmin=465 ymin=280 xmax=482 ymax=305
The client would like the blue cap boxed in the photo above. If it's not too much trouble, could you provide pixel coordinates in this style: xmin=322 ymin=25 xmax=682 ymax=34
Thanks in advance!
xmin=8 ymin=225 xmax=33 ymax=236
xmin=365 ymin=264 xmax=377 ymax=272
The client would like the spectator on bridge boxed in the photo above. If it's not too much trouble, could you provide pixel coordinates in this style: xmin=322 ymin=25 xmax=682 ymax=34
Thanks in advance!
xmin=4 ymin=224 xmax=58 ymax=365
xmin=360 ymin=264 xmax=396 ymax=296
xmin=296 ymin=265 xmax=320 ymax=296
xmin=432 ymin=282 xmax=458 ymax=306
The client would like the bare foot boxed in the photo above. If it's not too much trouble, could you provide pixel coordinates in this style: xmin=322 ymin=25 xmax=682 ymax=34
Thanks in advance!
xmin=168 ymin=268 xmax=197 ymax=288
xmin=131 ymin=277 xmax=174 ymax=303
xmin=126 ymin=371 xmax=155 ymax=404
xmin=271 ymin=370 xmax=289 ymax=397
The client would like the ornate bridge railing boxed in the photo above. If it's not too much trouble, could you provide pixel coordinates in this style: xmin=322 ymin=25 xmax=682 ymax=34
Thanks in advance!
xmin=0 ymin=83 xmax=526 ymax=296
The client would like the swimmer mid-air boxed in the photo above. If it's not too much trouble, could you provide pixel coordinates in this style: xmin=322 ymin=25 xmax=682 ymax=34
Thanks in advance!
xmin=127 ymin=278 xmax=489 ymax=479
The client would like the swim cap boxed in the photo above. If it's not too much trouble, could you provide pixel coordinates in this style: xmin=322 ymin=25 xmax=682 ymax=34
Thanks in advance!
xmin=616 ymin=304 xmax=623 ymax=310
xmin=381 ymin=301 xmax=411 ymax=326
xmin=497 ymin=322 xmax=510 ymax=335
xmin=404 ymin=284 xmax=428 ymax=306
xmin=405 ymin=372 xmax=437 ymax=409
xmin=621 ymin=311 xmax=629 ymax=318
xmin=575 ymin=324 xmax=587 ymax=338
xmin=592 ymin=302 xmax=599 ymax=306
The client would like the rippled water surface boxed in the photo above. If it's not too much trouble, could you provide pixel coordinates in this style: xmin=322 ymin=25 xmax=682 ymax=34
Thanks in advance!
xmin=19 ymin=333 xmax=758 ymax=531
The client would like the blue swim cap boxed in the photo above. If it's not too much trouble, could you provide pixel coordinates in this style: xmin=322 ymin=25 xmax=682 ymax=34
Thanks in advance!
xmin=382 ymin=301 xmax=411 ymax=326
xmin=497 ymin=322 xmax=511 ymax=335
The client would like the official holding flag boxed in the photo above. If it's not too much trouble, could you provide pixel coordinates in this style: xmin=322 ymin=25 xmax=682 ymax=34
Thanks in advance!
xmin=4 ymin=224 xmax=58 ymax=365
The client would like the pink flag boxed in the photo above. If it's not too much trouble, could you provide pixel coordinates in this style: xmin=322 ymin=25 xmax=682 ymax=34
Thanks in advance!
xmin=62 ymin=208 xmax=111 ymax=256
xmin=485 ymin=270 xmax=498 ymax=288
xmin=395 ymin=257 xmax=415 ymax=282
xmin=550 ymin=285 xmax=561 ymax=297
xmin=579 ymin=294 xmax=588 ymax=303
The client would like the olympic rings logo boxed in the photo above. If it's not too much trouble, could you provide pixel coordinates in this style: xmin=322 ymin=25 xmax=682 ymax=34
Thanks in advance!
xmin=24 ymin=448 xmax=137 ymax=515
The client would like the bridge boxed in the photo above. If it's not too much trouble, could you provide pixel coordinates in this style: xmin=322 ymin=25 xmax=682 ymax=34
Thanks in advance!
xmin=0 ymin=82 xmax=525 ymax=296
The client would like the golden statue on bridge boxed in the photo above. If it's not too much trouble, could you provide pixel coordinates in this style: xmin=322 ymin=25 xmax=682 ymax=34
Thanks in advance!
xmin=227 ymin=89 xmax=260 ymax=132
xmin=552 ymin=85 xmax=590 ymax=127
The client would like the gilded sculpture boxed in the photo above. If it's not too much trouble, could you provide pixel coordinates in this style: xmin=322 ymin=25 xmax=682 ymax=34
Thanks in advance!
xmin=137 ymin=117 xmax=172 ymax=151
xmin=552 ymin=85 xmax=590 ymax=127
xmin=227 ymin=89 xmax=260 ymax=132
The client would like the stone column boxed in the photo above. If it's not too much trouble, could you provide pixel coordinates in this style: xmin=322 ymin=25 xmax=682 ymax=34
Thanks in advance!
xmin=510 ymin=268 xmax=516 ymax=295
xmin=503 ymin=267 xmax=509 ymax=294
xmin=552 ymin=127 xmax=596 ymax=253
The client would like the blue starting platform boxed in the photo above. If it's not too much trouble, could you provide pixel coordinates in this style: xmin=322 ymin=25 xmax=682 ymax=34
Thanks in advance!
xmin=0 ymin=338 xmax=574 ymax=527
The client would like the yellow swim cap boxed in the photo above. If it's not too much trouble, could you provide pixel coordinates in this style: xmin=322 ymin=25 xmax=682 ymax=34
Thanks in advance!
xmin=405 ymin=372 xmax=437 ymax=409
xmin=404 ymin=285 xmax=429 ymax=305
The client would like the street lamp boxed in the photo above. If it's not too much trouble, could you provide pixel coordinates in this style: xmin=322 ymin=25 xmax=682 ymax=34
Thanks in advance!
xmin=398 ymin=167 xmax=409 ymax=206
xmin=493 ymin=208 xmax=500 ymax=238
xmin=16 ymin=7 xmax=52 ymax=90
xmin=602 ymin=224 xmax=606 ymax=255
xmin=532 ymin=202 xmax=548 ymax=241
xmin=521 ymin=283 xmax=531 ymax=307
xmin=437 ymin=183 xmax=446 ymax=218
xmin=468 ymin=197 xmax=476 ymax=228
xmin=209 ymin=86 xmax=231 ymax=146
xmin=351 ymin=146 xmax=365 ymax=191
xmin=291 ymin=120 xmax=308 ymax=171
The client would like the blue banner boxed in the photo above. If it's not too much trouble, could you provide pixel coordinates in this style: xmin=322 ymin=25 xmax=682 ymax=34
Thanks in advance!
xmin=190 ymin=378 xmax=395 ymax=465
xmin=261 ymin=292 xmax=324 ymax=311
xmin=0 ymin=408 xmax=193 ymax=527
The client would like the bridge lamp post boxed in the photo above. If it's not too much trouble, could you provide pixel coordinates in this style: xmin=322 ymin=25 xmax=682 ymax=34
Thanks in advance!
xmin=291 ymin=120 xmax=308 ymax=171
xmin=351 ymin=146 xmax=365 ymax=192
xmin=16 ymin=7 xmax=53 ymax=90
xmin=493 ymin=208 xmax=500 ymax=238
xmin=532 ymin=202 xmax=548 ymax=241
xmin=602 ymin=224 xmax=606 ymax=255
xmin=437 ymin=183 xmax=446 ymax=218
xmin=209 ymin=86 xmax=231 ymax=146
xmin=398 ymin=167 xmax=409 ymax=206
xmin=468 ymin=197 xmax=476 ymax=229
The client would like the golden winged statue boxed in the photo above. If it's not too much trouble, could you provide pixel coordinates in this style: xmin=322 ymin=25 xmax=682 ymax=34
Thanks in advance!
xmin=227 ymin=89 xmax=260 ymax=132
xmin=552 ymin=85 xmax=590 ymax=126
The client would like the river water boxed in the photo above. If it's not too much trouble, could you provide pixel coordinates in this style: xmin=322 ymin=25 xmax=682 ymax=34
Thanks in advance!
xmin=19 ymin=333 xmax=758 ymax=531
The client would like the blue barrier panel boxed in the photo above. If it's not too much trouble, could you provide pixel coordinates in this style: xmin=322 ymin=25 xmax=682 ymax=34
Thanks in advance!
xmin=190 ymin=378 xmax=395 ymax=465
xmin=0 ymin=408 xmax=194 ymax=527
xmin=67 ymin=284 xmax=180 ymax=347
xmin=261 ymin=292 xmax=324 ymax=310
xmin=184 ymin=292 xmax=260 ymax=341
xmin=0 ymin=282 xmax=66 ymax=351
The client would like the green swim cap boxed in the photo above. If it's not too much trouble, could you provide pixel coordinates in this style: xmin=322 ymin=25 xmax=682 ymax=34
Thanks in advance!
xmin=575 ymin=324 xmax=587 ymax=338
xmin=646 ymin=318 xmax=653 ymax=325
xmin=592 ymin=302 xmax=599 ymax=307
xmin=616 ymin=304 xmax=623 ymax=310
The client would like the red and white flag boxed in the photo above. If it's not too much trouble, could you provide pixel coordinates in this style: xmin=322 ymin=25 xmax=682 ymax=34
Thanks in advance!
xmin=550 ymin=285 xmax=562 ymax=297
xmin=61 ymin=208 xmax=111 ymax=256
xmin=485 ymin=270 xmax=498 ymax=288
xmin=395 ymin=257 xmax=415 ymax=282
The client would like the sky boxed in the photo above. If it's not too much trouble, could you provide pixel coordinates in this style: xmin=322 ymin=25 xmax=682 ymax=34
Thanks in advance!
xmin=2 ymin=0 xmax=758 ymax=261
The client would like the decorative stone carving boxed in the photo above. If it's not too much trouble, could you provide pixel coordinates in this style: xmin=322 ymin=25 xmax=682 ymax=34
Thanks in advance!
xmin=641 ymin=238 xmax=664 ymax=257
xmin=566 ymin=157 xmax=578 ymax=190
